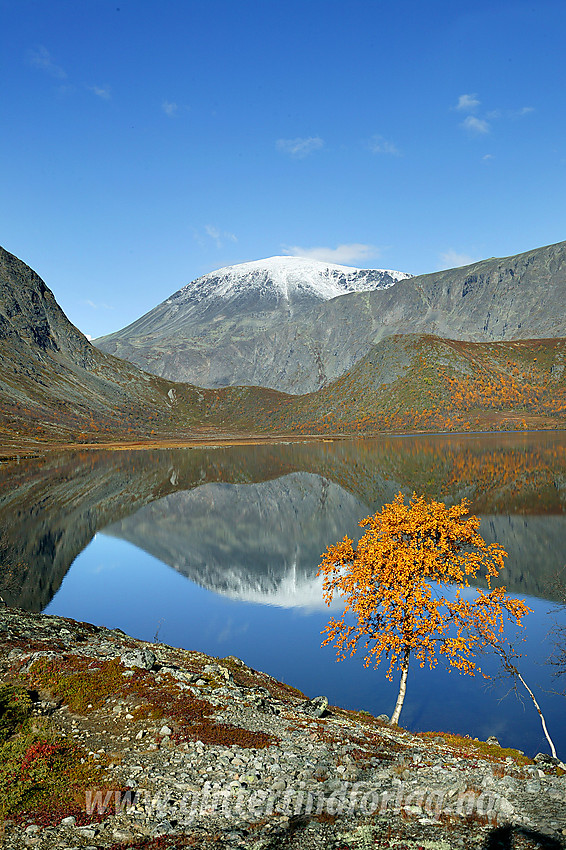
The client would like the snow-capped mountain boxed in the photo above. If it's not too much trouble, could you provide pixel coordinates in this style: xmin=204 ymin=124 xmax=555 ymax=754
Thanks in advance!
xmin=98 ymin=256 xmax=411 ymax=339
xmin=166 ymin=256 xmax=410 ymax=310
xmin=94 ymin=256 xmax=411 ymax=392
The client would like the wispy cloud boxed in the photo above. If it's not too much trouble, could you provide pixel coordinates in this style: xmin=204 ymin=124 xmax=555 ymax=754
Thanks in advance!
xmin=205 ymin=224 xmax=237 ymax=247
xmin=282 ymin=243 xmax=377 ymax=264
xmin=455 ymin=94 xmax=534 ymax=138
xmin=83 ymin=299 xmax=112 ymax=310
xmin=194 ymin=225 xmax=238 ymax=249
xmin=276 ymin=136 xmax=324 ymax=158
xmin=89 ymin=85 xmax=111 ymax=100
xmin=367 ymin=135 xmax=401 ymax=156
xmin=162 ymin=100 xmax=178 ymax=117
xmin=439 ymin=249 xmax=477 ymax=269
xmin=461 ymin=115 xmax=490 ymax=135
xmin=455 ymin=93 xmax=480 ymax=112
xmin=27 ymin=46 xmax=67 ymax=79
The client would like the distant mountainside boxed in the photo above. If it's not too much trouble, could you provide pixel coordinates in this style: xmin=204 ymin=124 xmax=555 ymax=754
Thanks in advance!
xmin=282 ymin=240 xmax=566 ymax=392
xmin=95 ymin=241 xmax=566 ymax=393
xmin=95 ymin=256 xmax=411 ymax=391
xmin=257 ymin=333 xmax=566 ymax=436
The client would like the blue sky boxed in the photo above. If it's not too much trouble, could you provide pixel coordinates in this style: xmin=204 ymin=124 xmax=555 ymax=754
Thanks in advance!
xmin=2 ymin=0 xmax=565 ymax=338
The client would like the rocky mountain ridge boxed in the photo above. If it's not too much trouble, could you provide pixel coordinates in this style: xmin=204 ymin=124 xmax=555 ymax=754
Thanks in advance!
xmin=95 ymin=241 xmax=566 ymax=393
xmin=0 ymin=246 xmax=200 ymax=444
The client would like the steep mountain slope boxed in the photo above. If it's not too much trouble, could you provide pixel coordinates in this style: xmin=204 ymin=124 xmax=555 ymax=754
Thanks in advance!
xmin=286 ymin=239 xmax=566 ymax=391
xmin=0 ymin=247 xmax=194 ymax=443
xmin=95 ymin=256 xmax=410 ymax=390
xmin=97 ymin=241 xmax=566 ymax=393
xmin=0 ymin=246 xmax=284 ymax=445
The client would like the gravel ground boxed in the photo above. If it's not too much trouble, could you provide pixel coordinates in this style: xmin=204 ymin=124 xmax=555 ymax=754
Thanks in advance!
xmin=1 ymin=607 xmax=565 ymax=850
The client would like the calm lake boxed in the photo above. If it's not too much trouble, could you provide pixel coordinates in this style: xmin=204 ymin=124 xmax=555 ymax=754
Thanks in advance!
xmin=1 ymin=431 xmax=565 ymax=757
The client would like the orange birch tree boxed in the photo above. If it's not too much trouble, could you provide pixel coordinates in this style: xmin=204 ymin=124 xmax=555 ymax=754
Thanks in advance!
xmin=317 ymin=492 xmax=531 ymax=726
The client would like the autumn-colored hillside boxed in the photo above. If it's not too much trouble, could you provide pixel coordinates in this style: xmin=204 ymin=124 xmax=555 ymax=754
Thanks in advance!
xmin=3 ymin=332 xmax=566 ymax=447
xmin=250 ymin=334 xmax=566 ymax=436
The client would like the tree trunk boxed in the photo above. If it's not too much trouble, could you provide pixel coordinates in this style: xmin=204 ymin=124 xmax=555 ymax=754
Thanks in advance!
xmin=390 ymin=652 xmax=410 ymax=726
xmin=516 ymin=670 xmax=558 ymax=759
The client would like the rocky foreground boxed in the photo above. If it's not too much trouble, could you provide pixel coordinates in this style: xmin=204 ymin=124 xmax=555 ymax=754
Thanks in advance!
xmin=1 ymin=607 xmax=565 ymax=850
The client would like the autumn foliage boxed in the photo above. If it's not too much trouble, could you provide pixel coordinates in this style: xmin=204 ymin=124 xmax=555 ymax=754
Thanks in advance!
xmin=317 ymin=492 xmax=530 ymax=725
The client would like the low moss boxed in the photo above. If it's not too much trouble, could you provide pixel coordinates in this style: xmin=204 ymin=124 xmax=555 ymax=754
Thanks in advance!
xmin=25 ymin=655 xmax=124 ymax=713
xmin=330 ymin=705 xmax=389 ymax=728
xmin=171 ymin=721 xmax=274 ymax=749
xmin=217 ymin=656 xmax=306 ymax=701
xmin=24 ymin=653 xmax=277 ymax=749
xmin=108 ymin=837 xmax=197 ymax=850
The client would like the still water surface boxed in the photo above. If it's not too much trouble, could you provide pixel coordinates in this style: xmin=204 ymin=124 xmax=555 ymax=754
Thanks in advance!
xmin=1 ymin=432 xmax=565 ymax=756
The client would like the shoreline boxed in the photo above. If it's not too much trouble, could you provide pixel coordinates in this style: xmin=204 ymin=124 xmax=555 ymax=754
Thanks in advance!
xmin=2 ymin=424 xmax=566 ymax=459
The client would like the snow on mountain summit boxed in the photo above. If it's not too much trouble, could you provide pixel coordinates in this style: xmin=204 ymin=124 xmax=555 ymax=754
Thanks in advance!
xmin=167 ymin=256 xmax=411 ymax=308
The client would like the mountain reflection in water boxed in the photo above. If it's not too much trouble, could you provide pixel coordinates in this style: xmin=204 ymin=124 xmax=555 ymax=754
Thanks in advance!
xmin=1 ymin=431 xmax=565 ymax=611
xmin=104 ymin=475 xmax=367 ymax=608
xmin=102 ymin=477 xmax=566 ymax=609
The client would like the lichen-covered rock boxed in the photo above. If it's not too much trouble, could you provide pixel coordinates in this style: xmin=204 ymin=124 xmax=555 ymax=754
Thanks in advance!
xmin=299 ymin=695 xmax=329 ymax=717
xmin=120 ymin=648 xmax=156 ymax=670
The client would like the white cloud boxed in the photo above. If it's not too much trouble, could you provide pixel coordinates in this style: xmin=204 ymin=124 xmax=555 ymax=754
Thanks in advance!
xmin=162 ymin=100 xmax=178 ymax=117
xmin=483 ymin=153 xmax=494 ymax=161
xmin=282 ymin=243 xmax=377 ymax=264
xmin=461 ymin=115 xmax=490 ymax=135
xmin=85 ymin=334 xmax=93 ymax=341
xmin=516 ymin=106 xmax=535 ymax=116
xmin=89 ymin=85 xmax=111 ymax=100
xmin=367 ymin=135 xmax=400 ymax=156
xmin=456 ymin=93 xmax=480 ymax=112
xmin=28 ymin=46 xmax=67 ymax=79
xmin=439 ymin=250 xmax=476 ymax=269
xmin=276 ymin=136 xmax=324 ymax=158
